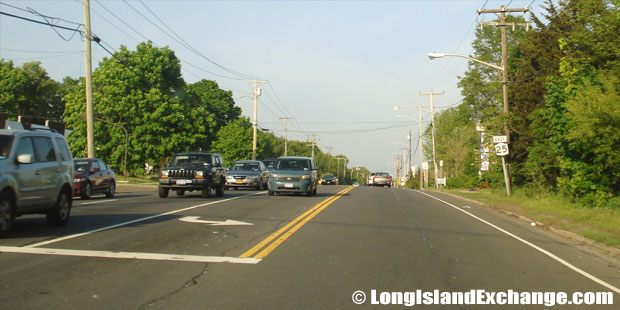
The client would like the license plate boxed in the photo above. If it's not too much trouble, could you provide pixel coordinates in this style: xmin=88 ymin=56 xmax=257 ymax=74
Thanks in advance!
xmin=236 ymin=179 xmax=243 ymax=184
xmin=177 ymin=179 xmax=191 ymax=185
xmin=284 ymin=183 xmax=294 ymax=188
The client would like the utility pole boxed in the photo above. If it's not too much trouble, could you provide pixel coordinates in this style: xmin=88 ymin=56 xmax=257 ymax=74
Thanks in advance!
xmin=246 ymin=79 xmax=268 ymax=160
xmin=326 ymin=146 xmax=334 ymax=172
xmin=420 ymin=89 xmax=443 ymax=189
xmin=418 ymin=104 xmax=424 ymax=190
xmin=477 ymin=5 xmax=529 ymax=196
xmin=408 ymin=129 xmax=412 ymax=178
xmin=308 ymin=133 xmax=318 ymax=159
xmin=334 ymin=157 xmax=345 ymax=185
xmin=278 ymin=116 xmax=294 ymax=156
xmin=83 ymin=0 xmax=94 ymax=158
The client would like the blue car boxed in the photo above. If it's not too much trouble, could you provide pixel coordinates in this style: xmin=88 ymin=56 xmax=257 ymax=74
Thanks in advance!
xmin=267 ymin=156 xmax=318 ymax=196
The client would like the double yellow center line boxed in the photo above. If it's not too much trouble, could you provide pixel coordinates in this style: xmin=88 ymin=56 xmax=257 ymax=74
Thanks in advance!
xmin=240 ymin=186 xmax=355 ymax=259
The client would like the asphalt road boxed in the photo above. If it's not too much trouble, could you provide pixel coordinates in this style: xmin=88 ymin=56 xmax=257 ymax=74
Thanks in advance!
xmin=1 ymin=185 xmax=618 ymax=309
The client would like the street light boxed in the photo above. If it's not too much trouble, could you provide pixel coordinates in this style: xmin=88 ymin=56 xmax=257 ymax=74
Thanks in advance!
xmin=428 ymin=51 xmax=511 ymax=195
xmin=80 ymin=114 xmax=128 ymax=180
xmin=427 ymin=53 xmax=504 ymax=72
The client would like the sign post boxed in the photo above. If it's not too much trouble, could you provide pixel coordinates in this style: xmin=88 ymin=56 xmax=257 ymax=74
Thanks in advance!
xmin=493 ymin=136 xmax=511 ymax=196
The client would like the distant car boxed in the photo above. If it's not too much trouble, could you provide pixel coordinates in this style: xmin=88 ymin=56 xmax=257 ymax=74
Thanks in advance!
xmin=73 ymin=158 xmax=116 ymax=199
xmin=367 ymin=172 xmax=376 ymax=186
xmin=320 ymin=174 xmax=338 ymax=185
xmin=267 ymin=156 xmax=318 ymax=196
xmin=370 ymin=172 xmax=392 ymax=187
xmin=0 ymin=127 xmax=74 ymax=236
xmin=261 ymin=158 xmax=276 ymax=170
xmin=225 ymin=160 xmax=269 ymax=190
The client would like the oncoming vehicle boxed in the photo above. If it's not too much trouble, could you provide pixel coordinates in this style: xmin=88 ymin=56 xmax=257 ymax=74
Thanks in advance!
xmin=225 ymin=160 xmax=269 ymax=190
xmin=320 ymin=174 xmax=338 ymax=185
xmin=158 ymin=152 xmax=226 ymax=198
xmin=267 ymin=157 xmax=318 ymax=196
xmin=73 ymin=158 xmax=116 ymax=199
xmin=370 ymin=172 xmax=392 ymax=187
xmin=0 ymin=127 xmax=74 ymax=236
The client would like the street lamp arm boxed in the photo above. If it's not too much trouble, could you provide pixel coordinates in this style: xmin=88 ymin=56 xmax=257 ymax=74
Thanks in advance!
xmin=427 ymin=53 xmax=504 ymax=72
xmin=395 ymin=115 xmax=421 ymax=123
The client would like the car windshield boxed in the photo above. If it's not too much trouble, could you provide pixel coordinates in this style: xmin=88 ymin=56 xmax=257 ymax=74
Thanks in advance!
xmin=231 ymin=163 xmax=260 ymax=171
xmin=376 ymin=173 xmax=389 ymax=177
xmin=0 ymin=135 xmax=13 ymax=160
xmin=74 ymin=160 xmax=90 ymax=172
xmin=170 ymin=154 xmax=211 ymax=166
xmin=276 ymin=159 xmax=311 ymax=171
xmin=323 ymin=175 xmax=335 ymax=179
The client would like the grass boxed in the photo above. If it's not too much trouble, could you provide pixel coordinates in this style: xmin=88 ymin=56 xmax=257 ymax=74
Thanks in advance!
xmin=441 ymin=187 xmax=620 ymax=248
xmin=116 ymin=175 xmax=158 ymax=184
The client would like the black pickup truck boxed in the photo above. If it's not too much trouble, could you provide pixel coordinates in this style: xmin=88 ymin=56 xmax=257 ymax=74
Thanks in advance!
xmin=158 ymin=152 xmax=226 ymax=198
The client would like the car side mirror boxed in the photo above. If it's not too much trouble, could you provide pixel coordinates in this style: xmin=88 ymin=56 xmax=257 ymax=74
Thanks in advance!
xmin=204 ymin=163 xmax=212 ymax=169
xmin=16 ymin=154 xmax=33 ymax=164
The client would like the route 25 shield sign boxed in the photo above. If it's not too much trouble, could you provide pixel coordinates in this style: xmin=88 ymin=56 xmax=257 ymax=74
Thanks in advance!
xmin=494 ymin=143 xmax=509 ymax=157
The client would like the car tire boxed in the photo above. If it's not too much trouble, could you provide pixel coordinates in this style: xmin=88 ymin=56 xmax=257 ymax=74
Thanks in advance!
xmin=0 ymin=192 xmax=15 ymax=237
xmin=313 ymin=186 xmax=317 ymax=196
xmin=201 ymin=182 xmax=211 ymax=198
xmin=105 ymin=181 xmax=115 ymax=198
xmin=159 ymin=187 xmax=169 ymax=198
xmin=81 ymin=182 xmax=92 ymax=200
xmin=176 ymin=189 xmax=185 ymax=196
xmin=47 ymin=189 xmax=71 ymax=226
xmin=216 ymin=179 xmax=225 ymax=197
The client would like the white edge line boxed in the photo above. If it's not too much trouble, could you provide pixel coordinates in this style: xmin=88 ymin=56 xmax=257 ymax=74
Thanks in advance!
xmin=414 ymin=190 xmax=620 ymax=294
xmin=0 ymin=246 xmax=261 ymax=264
xmin=25 ymin=192 xmax=266 ymax=248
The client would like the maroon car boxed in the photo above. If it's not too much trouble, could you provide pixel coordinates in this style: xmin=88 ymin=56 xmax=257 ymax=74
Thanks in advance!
xmin=73 ymin=158 xmax=116 ymax=199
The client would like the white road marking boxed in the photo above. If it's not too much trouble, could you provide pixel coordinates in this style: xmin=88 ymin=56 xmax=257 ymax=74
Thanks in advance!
xmin=79 ymin=199 xmax=119 ymax=205
xmin=0 ymin=246 xmax=261 ymax=264
xmin=414 ymin=190 xmax=620 ymax=294
xmin=179 ymin=216 xmax=253 ymax=226
xmin=25 ymin=192 xmax=266 ymax=248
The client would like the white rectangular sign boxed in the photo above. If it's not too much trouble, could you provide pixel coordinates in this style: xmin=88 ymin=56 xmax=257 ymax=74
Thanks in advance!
xmin=493 ymin=136 xmax=508 ymax=143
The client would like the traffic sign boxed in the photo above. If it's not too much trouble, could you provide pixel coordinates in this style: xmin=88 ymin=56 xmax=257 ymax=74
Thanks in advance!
xmin=494 ymin=143 xmax=509 ymax=157
xmin=493 ymin=135 xmax=508 ymax=143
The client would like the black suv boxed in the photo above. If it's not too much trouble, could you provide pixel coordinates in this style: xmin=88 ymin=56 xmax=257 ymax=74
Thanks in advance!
xmin=158 ymin=152 xmax=226 ymax=198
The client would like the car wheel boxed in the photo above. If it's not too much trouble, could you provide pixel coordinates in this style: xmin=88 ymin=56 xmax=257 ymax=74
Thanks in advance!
xmin=159 ymin=187 xmax=169 ymax=198
xmin=176 ymin=189 xmax=185 ymax=196
xmin=81 ymin=182 xmax=92 ymax=200
xmin=313 ymin=185 xmax=317 ymax=196
xmin=0 ymin=192 xmax=15 ymax=237
xmin=201 ymin=182 xmax=211 ymax=198
xmin=216 ymin=179 xmax=225 ymax=197
xmin=105 ymin=181 xmax=115 ymax=198
xmin=47 ymin=189 xmax=71 ymax=226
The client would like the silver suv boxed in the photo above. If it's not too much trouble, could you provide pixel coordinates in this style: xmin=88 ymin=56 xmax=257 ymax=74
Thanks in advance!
xmin=0 ymin=128 xmax=74 ymax=236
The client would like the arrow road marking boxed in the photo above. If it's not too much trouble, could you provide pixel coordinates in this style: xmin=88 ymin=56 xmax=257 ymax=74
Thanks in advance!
xmin=180 ymin=216 xmax=253 ymax=226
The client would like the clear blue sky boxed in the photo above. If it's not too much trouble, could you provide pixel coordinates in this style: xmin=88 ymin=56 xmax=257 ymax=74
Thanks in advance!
xmin=1 ymin=0 xmax=545 ymax=174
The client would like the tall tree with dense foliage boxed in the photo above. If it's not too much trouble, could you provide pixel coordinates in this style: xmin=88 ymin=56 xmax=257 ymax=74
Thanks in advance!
xmin=64 ymin=41 xmax=219 ymax=174
xmin=0 ymin=60 xmax=64 ymax=120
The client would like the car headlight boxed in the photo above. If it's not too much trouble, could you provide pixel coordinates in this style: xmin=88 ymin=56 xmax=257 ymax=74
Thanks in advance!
xmin=301 ymin=175 xmax=310 ymax=180
xmin=270 ymin=174 xmax=278 ymax=179
xmin=195 ymin=171 xmax=203 ymax=178
xmin=226 ymin=176 xmax=235 ymax=181
xmin=160 ymin=170 xmax=169 ymax=177
xmin=74 ymin=178 xmax=84 ymax=183
xmin=248 ymin=175 xmax=259 ymax=180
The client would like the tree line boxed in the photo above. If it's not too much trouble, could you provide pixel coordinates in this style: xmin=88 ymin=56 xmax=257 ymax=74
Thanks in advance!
xmin=424 ymin=0 xmax=619 ymax=208
xmin=1 ymin=41 xmax=368 ymax=183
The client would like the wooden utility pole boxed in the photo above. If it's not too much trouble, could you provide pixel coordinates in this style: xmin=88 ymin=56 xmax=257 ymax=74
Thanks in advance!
xmin=83 ymin=0 xmax=94 ymax=158
xmin=326 ymin=146 xmax=334 ymax=171
xmin=246 ymin=79 xmax=268 ymax=160
xmin=477 ymin=5 xmax=529 ymax=196
xmin=278 ymin=116 xmax=294 ymax=156
xmin=419 ymin=89 xmax=443 ymax=189
xmin=308 ymin=133 xmax=318 ymax=159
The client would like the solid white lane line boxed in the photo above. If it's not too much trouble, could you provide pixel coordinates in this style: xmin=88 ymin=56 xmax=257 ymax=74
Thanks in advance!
xmin=26 ymin=192 xmax=266 ymax=248
xmin=78 ymin=199 xmax=119 ymax=205
xmin=0 ymin=246 xmax=261 ymax=264
xmin=414 ymin=190 xmax=620 ymax=294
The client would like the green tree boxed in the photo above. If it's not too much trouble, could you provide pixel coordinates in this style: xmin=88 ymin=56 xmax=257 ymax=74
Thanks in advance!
xmin=0 ymin=60 xmax=64 ymax=120
xmin=211 ymin=118 xmax=260 ymax=166
xmin=64 ymin=41 xmax=214 ymax=174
